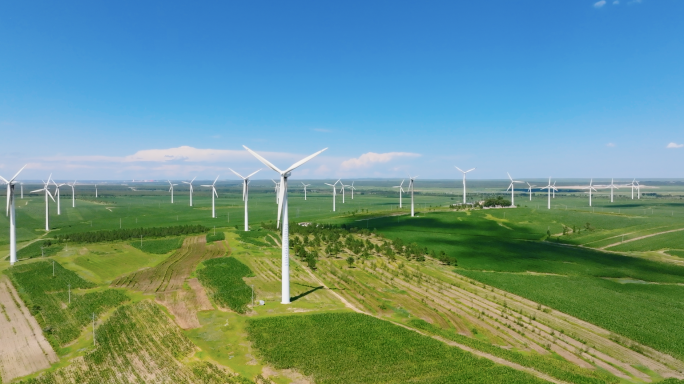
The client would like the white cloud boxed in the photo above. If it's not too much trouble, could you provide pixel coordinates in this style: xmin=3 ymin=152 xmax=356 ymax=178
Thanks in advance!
xmin=340 ymin=152 xmax=421 ymax=170
xmin=613 ymin=0 xmax=619 ymax=4
xmin=594 ymin=0 xmax=607 ymax=7
xmin=666 ymin=142 xmax=684 ymax=149
xmin=312 ymin=128 xmax=332 ymax=133
xmin=606 ymin=143 xmax=616 ymax=147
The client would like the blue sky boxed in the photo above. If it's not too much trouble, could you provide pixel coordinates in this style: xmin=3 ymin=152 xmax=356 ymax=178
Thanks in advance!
xmin=1 ymin=0 xmax=682 ymax=181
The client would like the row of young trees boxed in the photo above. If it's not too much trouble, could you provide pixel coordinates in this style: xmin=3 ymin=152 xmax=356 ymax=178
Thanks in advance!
xmin=56 ymin=225 xmax=208 ymax=244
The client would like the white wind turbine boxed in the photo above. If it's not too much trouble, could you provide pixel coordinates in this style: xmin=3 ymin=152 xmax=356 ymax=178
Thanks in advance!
xmin=243 ymin=145 xmax=327 ymax=304
xmin=636 ymin=180 xmax=641 ymax=199
xmin=607 ymin=178 xmax=619 ymax=203
xmin=339 ymin=182 xmax=346 ymax=204
xmin=272 ymin=179 xmax=280 ymax=204
xmin=182 ymin=177 xmax=197 ymax=206
xmin=552 ymin=181 xmax=557 ymax=198
xmin=455 ymin=166 xmax=475 ymax=204
xmin=301 ymin=182 xmax=311 ymax=200
xmin=0 ymin=165 xmax=27 ymax=265
xmin=629 ymin=179 xmax=636 ymax=199
xmin=584 ymin=179 xmax=598 ymax=207
xmin=393 ymin=180 xmax=405 ymax=208
xmin=52 ymin=180 xmax=66 ymax=215
xmin=95 ymin=184 xmax=98 ymax=198
xmin=526 ymin=182 xmax=536 ymax=201
xmin=506 ymin=173 xmax=523 ymax=207
xmin=68 ymin=181 xmax=77 ymax=207
xmin=168 ymin=180 xmax=178 ymax=203
xmin=201 ymin=176 xmax=220 ymax=218
xmin=325 ymin=179 xmax=341 ymax=211
xmin=348 ymin=181 xmax=356 ymax=199
xmin=20 ymin=183 xmax=24 ymax=199
xmin=31 ymin=175 xmax=56 ymax=231
xmin=408 ymin=175 xmax=418 ymax=217
xmin=229 ymin=168 xmax=261 ymax=231
xmin=539 ymin=178 xmax=557 ymax=210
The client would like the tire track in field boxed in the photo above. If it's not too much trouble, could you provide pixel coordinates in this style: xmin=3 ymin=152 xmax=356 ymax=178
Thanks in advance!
xmin=600 ymin=227 xmax=684 ymax=250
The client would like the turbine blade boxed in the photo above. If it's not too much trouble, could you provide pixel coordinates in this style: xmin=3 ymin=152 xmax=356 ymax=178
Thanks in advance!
xmin=243 ymin=181 xmax=246 ymax=201
xmin=276 ymin=180 xmax=286 ymax=228
xmin=285 ymin=148 xmax=328 ymax=173
xmin=214 ymin=187 xmax=218 ymax=197
xmin=243 ymin=145 xmax=283 ymax=174
xmin=0 ymin=175 xmax=7 ymax=184
xmin=9 ymin=164 xmax=27 ymax=182
xmin=213 ymin=175 xmax=219 ymax=185
xmin=30 ymin=189 xmax=44 ymax=193
xmin=47 ymin=189 xmax=56 ymax=202
xmin=507 ymin=172 xmax=512 ymax=181
xmin=246 ymin=169 xmax=261 ymax=179
xmin=6 ymin=185 xmax=10 ymax=216
xmin=455 ymin=166 xmax=464 ymax=173
xmin=228 ymin=168 xmax=245 ymax=179
xmin=466 ymin=168 xmax=475 ymax=173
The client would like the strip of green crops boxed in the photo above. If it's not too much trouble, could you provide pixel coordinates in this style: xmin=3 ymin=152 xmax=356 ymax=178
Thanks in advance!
xmin=247 ymin=312 xmax=548 ymax=384
xmin=206 ymin=231 xmax=225 ymax=243
xmin=197 ymin=257 xmax=254 ymax=313
xmin=130 ymin=236 xmax=184 ymax=254
xmin=458 ymin=271 xmax=684 ymax=360
xmin=408 ymin=319 xmax=617 ymax=384
xmin=4 ymin=261 xmax=128 ymax=348
xmin=236 ymin=230 xmax=272 ymax=247
xmin=16 ymin=240 xmax=63 ymax=259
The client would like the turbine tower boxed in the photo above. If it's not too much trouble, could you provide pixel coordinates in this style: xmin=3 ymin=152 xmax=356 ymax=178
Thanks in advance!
xmin=324 ymin=179 xmax=340 ymax=211
xmin=526 ymin=182 xmax=536 ymax=201
xmin=168 ymin=180 xmax=178 ymax=203
xmin=585 ymin=179 xmax=597 ymax=207
xmin=455 ymin=166 xmax=475 ymax=204
xmin=229 ymin=168 xmax=261 ymax=231
xmin=243 ymin=145 xmax=327 ymax=304
xmin=408 ymin=175 xmax=418 ymax=217
xmin=95 ymin=184 xmax=98 ymax=198
xmin=552 ymin=181 xmax=557 ymax=198
xmin=607 ymin=178 xmax=619 ymax=203
xmin=393 ymin=180 xmax=405 ymax=208
xmin=52 ymin=180 xmax=65 ymax=215
xmin=68 ymin=181 xmax=77 ymax=207
xmin=201 ymin=176 xmax=219 ymax=218
xmin=182 ymin=177 xmax=197 ymax=206
xmin=348 ymin=181 xmax=356 ymax=199
xmin=272 ymin=179 xmax=280 ymax=204
xmin=629 ymin=179 xmax=636 ymax=199
xmin=506 ymin=173 xmax=523 ymax=207
xmin=20 ymin=183 xmax=23 ymax=199
xmin=636 ymin=180 xmax=641 ymax=199
xmin=31 ymin=175 xmax=56 ymax=231
xmin=540 ymin=178 xmax=557 ymax=210
xmin=301 ymin=182 xmax=311 ymax=200
xmin=0 ymin=165 xmax=27 ymax=265
xmin=339 ymin=182 xmax=346 ymax=204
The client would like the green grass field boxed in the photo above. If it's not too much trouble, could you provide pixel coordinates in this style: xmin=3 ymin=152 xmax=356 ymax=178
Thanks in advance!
xmin=247 ymin=312 xmax=548 ymax=384
xmin=130 ymin=236 xmax=184 ymax=254
xmin=197 ymin=257 xmax=254 ymax=313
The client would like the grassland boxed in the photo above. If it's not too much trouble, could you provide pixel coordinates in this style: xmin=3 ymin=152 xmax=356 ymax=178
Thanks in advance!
xmin=130 ymin=236 xmax=184 ymax=254
xmin=248 ymin=312 xmax=548 ymax=384
xmin=16 ymin=240 xmax=63 ymax=260
xmin=197 ymin=257 xmax=254 ymax=313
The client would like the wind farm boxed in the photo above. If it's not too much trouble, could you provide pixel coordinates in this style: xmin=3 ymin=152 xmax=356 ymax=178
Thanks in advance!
xmin=2 ymin=1 xmax=683 ymax=383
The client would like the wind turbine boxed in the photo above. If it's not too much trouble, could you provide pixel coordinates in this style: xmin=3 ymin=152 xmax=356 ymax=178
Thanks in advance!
xmin=506 ymin=173 xmax=523 ymax=207
xmin=52 ymin=180 xmax=66 ymax=215
xmin=31 ymin=175 xmax=56 ymax=231
xmin=167 ymin=180 xmax=178 ymax=203
xmin=540 ymin=178 xmax=557 ymax=210
xmin=455 ymin=167 xmax=475 ymax=204
xmin=348 ymin=181 xmax=356 ymax=199
xmin=243 ymin=145 xmax=327 ymax=304
xmin=408 ymin=175 xmax=418 ymax=217
xmin=607 ymin=178 xmax=619 ymax=203
xmin=229 ymin=168 xmax=261 ymax=231
xmin=636 ymin=180 xmax=641 ymax=199
xmin=95 ymin=184 xmax=98 ymax=198
xmin=20 ymin=183 xmax=23 ymax=199
xmin=301 ymin=182 xmax=311 ymax=200
xmin=339 ymin=182 xmax=346 ymax=204
xmin=584 ymin=179 xmax=598 ymax=207
xmin=0 ymin=165 xmax=27 ymax=265
xmin=68 ymin=181 xmax=77 ymax=207
xmin=393 ymin=180 xmax=405 ymax=208
xmin=629 ymin=179 xmax=636 ymax=199
xmin=552 ymin=181 xmax=557 ymax=198
xmin=182 ymin=177 xmax=197 ymax=206
xmin=324 ymin=179 xmax=340 ymax=211
xmin=272 ymin=180 xmax=280 ymax=204
xmin=201 ymin=176 xmax=220 ymax=218
xmin=526 ymin=182 xmax=536 ymax=201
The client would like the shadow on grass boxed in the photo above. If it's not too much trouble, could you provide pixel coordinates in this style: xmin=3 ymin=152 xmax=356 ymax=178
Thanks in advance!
xmin=291 ymin=285 xmax=324 ymax=302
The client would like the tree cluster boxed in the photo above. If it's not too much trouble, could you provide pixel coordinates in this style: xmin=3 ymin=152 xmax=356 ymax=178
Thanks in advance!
xmin=56 ymin=224 xmax=208 ymax=244
xmin=483 ymin=196 xmax=512 ymax=207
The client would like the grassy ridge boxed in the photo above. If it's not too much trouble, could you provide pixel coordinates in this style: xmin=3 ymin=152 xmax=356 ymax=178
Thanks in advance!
xmin=130 ymin=236 xmax=184 ymax=254
xmin=197 ymin=257 xmax=254 ymax=313
xmin=458 ymin=271 xmax=684 ymax=360
xmin=247 ymin=312 xmax=547 ymax=384
xmin=408 ymin=319 xmax=617 ymax=384
xmin=4 ymin=260 xmax=128 ymax=347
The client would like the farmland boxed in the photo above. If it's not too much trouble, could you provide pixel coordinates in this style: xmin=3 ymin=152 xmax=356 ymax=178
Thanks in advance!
xmin=197 ymin=256 xmax=254 ymax=313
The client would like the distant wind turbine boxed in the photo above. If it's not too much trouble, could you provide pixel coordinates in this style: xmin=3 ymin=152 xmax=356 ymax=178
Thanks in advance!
xmin=31 ymin=175 xmax=56 ymax=231
xmin=243 ymin=145 xmax=327 ymax=304
xmin=272 ymin=179 xmax=280 ymax=204
xmin=201 ymin=176 xmax=220 ymax=218
xmin=455 ymin=166 xmax=475 ymax=204
xmin=20 ymin=183 xmax=23 ymax=199
xmin=0 ymin=165 xmax=27 ymax=265
xmin=607 ymin=178 xmax=619 ymax=203
xmin=68 ymin=181 xmax=77 ymax=207
xmin=229 ymin=168 xmax=261 ymax=231
xmin=540 ymin=178 xmax=557 ymax=210
xmin=636 ymin=180 xmax=641 ymax=199
xmin=552 ymin=181 xmax=557 ymax=198
xmin=506 ymin=173 xmax=523 ymax=207
xmin=348 ymin=181 xmax=356 ymax=199
xmin=629 ymin=179 xmax=636 ymax=199
xmin=168 ymin=180 xmax=178 ymax=203
xmin=52 ymin=180 xmax=66 ymax=215
xmin=526 ymin=182 xmax=536 ymax=201
xmin=182 ymin=177 xmax=197 ymax=206
xmin=301 ymin=182 xmax=311 ymax=200
xmin=339 ymin=182 xmax=346 ymax=204
xmin=409 ymin=175 xmax=418 ymax=217
xmin=95 ymin=184 xmax=98 ymax=198
xmin=325 ymin=179 xmax=341 ymax=211
xmin=393 ymin=180 xmax=405 ymax=208
xmin=584 ymin=179 xmax=598 ymax=207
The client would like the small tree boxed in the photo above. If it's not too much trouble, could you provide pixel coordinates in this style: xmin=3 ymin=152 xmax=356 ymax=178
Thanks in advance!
xmin=346 ymin=256 xmax=355 ymax=268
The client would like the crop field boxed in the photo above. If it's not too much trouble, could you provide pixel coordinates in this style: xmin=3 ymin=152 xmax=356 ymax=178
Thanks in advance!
xmin=248 ymin=312 xmax=548 ymax=384
xmin=129 ymin=236 xmax=184 ymax=254
xmin=197 ymin=257 xmax=254 ymax=313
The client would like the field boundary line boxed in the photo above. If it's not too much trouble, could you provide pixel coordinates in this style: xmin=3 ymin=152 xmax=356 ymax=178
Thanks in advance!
xmin=600 ymin=227 xmax=684 ymax=250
